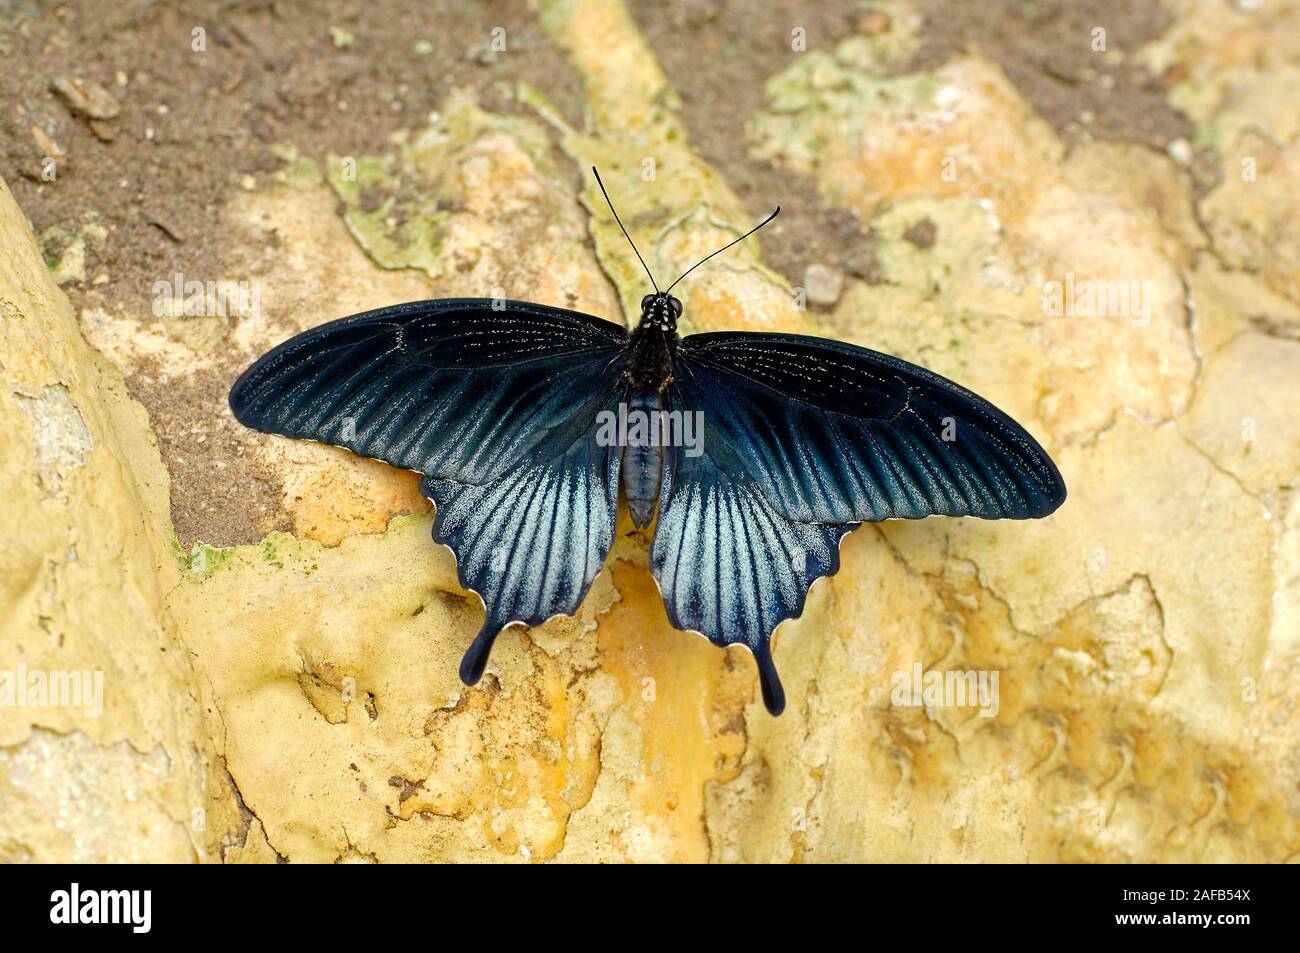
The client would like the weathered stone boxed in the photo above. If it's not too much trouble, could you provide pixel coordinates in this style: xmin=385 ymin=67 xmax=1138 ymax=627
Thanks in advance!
xmin=803 ymin=263 xmax=844 ymax=306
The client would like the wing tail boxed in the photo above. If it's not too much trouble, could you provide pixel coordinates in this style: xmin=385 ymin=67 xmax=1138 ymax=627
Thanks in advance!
xmin=754 ymin=642 xmax=786 ymax=716
xmin=459 ymin=618 xmax=505 ymax=685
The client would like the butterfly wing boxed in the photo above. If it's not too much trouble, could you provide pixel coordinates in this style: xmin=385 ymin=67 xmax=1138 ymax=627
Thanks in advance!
xmin=652 ymin=331 xmax=1066 ymax=714
xmin=418 ymin=406 xmax=623 ymax=685
xmin=230 ymin=299 xmax=629 ymax=682
xmin=230 ymin=299 xmax=628 ymax=484
xmin=649 ymin=437 xmax=855 ymax=715
xmin=673 ymin=332 xmax=1066 ymax=523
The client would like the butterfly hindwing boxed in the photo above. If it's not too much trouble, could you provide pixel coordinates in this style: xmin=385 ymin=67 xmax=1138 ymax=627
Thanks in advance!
xmin=420 ymin=381 xmax=623 ymax=684
xmin=230 ymin=299 xmax=630 ymax=682
xmin=649 ymin=434 xmax=855 ymax=715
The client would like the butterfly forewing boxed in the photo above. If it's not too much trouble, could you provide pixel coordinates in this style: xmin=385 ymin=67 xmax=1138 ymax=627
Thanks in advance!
xmin=229 ymin=299 xmax=628 ymax=484
xmin=674 ymin=332 xmax=1066 ymax=523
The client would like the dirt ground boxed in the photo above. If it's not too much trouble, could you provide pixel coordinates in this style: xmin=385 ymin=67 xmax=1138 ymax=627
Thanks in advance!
xmin=3 ymin=0 xmax=1190 ymax=548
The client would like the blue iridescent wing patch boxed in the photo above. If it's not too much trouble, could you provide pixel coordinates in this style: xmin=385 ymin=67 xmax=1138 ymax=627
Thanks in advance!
xmin=649 ymin=436 xmax=855 ymax=715
xmin=418 ymin=392 xmax=624 ymax=684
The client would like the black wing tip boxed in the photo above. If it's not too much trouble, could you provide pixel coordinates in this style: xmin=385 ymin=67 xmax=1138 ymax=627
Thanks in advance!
xmin=227 ymin=359 xmax=266 ymax=428
xmin=1029 ymin=459 xmax=1068 ymax=518
xmin=227 ymin=384 xmax=252 ymax=425
xmin=1044 ymin=480 xmax=1068 ymax=516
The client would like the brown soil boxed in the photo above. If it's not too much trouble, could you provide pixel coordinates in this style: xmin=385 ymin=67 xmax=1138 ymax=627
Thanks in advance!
xmin=630 ymin=0 xmax=885 ymax=288
xmin=632 ymin=0 xmax=1193 ymax=293
xmin=908 ymin=0 xmax=1192 ymax=148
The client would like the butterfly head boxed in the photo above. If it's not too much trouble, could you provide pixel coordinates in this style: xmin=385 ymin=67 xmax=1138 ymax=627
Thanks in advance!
xmin=640 ymin=293 xmax=682 ymax=332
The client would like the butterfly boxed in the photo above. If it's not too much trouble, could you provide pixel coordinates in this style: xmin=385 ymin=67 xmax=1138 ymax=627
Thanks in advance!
xmin=229 ymin=168 xmax=1066 ymax=715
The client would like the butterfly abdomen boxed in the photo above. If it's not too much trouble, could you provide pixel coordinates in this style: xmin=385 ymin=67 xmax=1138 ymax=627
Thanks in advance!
xmin=622 ymin=389 xmax=664 ymax=529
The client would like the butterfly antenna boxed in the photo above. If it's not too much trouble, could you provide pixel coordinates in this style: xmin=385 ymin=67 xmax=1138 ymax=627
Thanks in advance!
xmin=592 ymin=166 xmax=660 ymax=294
xmin=665 ymin=205 xmax=780 ymax=294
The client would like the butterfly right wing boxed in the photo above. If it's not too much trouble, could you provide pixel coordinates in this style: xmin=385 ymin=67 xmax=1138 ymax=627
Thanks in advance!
xmin=650 ymin=331 xmax=1065 ymax=714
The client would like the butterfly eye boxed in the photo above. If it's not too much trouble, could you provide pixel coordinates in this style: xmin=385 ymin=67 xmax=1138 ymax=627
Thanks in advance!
xmin=641 ymin=294 xmax=656 ymax=311
xmin=668 ymin=297 xmax=683 ymax=317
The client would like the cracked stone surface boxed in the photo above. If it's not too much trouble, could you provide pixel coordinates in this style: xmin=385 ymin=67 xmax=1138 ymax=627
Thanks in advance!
xmin=1 ymin=0 xmax=1297 ymax=862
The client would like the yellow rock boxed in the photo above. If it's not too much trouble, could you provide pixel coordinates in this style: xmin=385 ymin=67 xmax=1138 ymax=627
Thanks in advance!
xmin=0 ymin=177 xmax=237 ymax=861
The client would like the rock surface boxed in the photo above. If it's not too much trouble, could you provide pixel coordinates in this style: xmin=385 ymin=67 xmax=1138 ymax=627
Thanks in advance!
xmin=1 ymin=0 xmax=1297 ymax=862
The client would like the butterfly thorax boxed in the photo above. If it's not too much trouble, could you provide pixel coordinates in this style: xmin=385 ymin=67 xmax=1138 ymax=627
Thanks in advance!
xmin=625 ymin=293 xmax=680 ymax=393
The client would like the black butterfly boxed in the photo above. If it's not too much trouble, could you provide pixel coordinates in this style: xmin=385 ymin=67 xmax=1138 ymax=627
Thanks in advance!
xmin=229 ymin=169 xmax=1065 ymax=715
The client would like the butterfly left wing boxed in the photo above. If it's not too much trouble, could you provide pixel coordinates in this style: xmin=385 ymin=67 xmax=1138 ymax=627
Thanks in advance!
xmin=652 ymin=331 xmax=1066 ymax=714
xmin=229 ymin=299 xmax=630 ymax=684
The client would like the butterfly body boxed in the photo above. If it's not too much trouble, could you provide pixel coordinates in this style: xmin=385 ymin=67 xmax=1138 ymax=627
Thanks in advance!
xmin=620 ymin=292 xmax=684 ymax=527
xmin=621 ymin=388 xmax=665 ymax=528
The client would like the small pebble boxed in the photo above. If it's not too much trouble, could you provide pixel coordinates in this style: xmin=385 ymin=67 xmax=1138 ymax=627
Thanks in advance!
xmin=50 ymin=76 xmax=120 ymax=120
xmin=804 ymin=263 xmax=844 ymax=307
xmin=903 ymin=217 xmax=938 ymax=249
